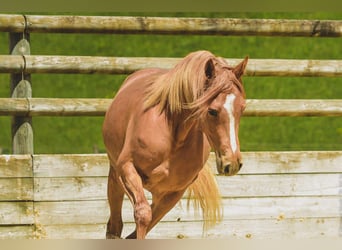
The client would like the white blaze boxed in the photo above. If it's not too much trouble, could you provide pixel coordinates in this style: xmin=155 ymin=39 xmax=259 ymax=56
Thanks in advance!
xmin=224 ymin=94 xmax=237 ymax=153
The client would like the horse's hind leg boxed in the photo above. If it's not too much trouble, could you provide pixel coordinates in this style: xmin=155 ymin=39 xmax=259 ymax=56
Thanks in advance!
xmin=148 ymin=190 xmax=186 ymax=232
xmin=125 ymin=189 xmax=185 ymax=239
xmin=106 ymin=166 xmax=125 ymax=239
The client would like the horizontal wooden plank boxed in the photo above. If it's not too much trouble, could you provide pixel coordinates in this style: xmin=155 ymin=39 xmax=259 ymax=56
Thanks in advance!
xmin=0 ymin=225 xmax=35 ymax=239
xmin=0 ymin=202 xmax=34 ymax=224
xmin=217 ymin=174 xmax=341 ymax=197
xmin=0 ymin=98 xmax=28 ymax=116
xmin=0 ymin=155 xmax=32 ymax=178
xmin=28 ymin=98 xmax=110 ymax=116
xmin=0 ymin=55 xmax=25 ymax=74
xmin=33 ymin=177 xmax=107 ymax=201
xmin=233 ymin=151 xmax=342 ymax=175
xmin=33 ymin=173 xmax=340 ymax=201
xmin=34 ymin=224 xmax=106 ymax=239
xmin=1 ymin=55 xmax=342 ymax=77
xmin=35 ymin=200 xmax=109 ymax=225
xmin=31 ymin=217 xmax=341 ymax=239
xmin=31 ymin=151 xmax=342 ymax=177
xmin=245 ymin=99 xmax=342 ymax=117
xmin=21 ymin=56 xmax=342 ymax=77
xmin=33 ymin=196 xmax=341 ymax=226
xmin=0 ymin=14 xmax=25 ymax=32
xmin=33 ymin=154 xmax=108 ymax=177
xmin=1 ymin=218 xmax=340 ymax=239
xmin=1 ymin=15 xmax=341 ymax=37
xmin=0 ymin=98 xmax=110 ymax=116
xmin=1 ymin=98 xmax=342 ymax=117
xmin=202 ymin=197 xmax=342 ymax=221
xmin=0 ymin=178 xmax=33 ymax=201
xmin=143 ymin=217 xmax=342 ymax=239
xmin=244 ymin=58 xmax=342 ymax=77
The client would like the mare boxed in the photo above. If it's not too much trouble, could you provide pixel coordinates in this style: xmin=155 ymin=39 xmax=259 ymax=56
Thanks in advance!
xmin=102 ymin=50 xmax=248 ymax=239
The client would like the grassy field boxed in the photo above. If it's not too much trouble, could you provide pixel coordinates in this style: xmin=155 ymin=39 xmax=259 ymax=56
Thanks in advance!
xmin=0 ymin=12 xmax=341 ymax=154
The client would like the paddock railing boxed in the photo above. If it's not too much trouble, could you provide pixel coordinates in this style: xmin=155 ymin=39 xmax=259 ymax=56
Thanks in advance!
xmin=1 ymin=55 xmax=342 ymax=77
xmin=1 ymin=152 xmax=341 ymax=239
xmin=1 ymin=15 xmax=341 ymax=37
xmin=0 ymin=14 xmax=341 ymax=239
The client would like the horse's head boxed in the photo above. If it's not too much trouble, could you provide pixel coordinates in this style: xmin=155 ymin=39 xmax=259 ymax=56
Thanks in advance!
xmin=200 ymin=57 xmax=248 ymax=176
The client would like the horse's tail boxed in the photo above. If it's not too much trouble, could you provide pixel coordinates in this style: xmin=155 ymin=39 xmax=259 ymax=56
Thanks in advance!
xmin=186 ymin=163 xmax=223 ymax=232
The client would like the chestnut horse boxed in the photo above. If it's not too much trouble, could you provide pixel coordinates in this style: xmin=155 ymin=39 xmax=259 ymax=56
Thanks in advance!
xmin=103 ymin=50 xmax=248 ymax=239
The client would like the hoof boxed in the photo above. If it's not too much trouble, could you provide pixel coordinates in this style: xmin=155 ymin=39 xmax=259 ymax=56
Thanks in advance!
xmin=106 ymin=233 xmax=122 ymax=239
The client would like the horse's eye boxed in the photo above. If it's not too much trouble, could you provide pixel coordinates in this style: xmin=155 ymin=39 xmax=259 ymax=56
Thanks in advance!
xmin=208 ymin=109 xmax=218 ymax=117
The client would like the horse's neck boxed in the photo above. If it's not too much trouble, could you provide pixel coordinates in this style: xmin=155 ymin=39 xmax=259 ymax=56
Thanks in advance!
xmin=170 ymin=112 xmax=201 ymax=150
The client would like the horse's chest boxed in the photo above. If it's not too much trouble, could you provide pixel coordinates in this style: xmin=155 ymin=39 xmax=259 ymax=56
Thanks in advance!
xmin=143 ymin=148 xmax=205 ymax=192
xmin=132 ymin=122 xmax=206 ymax=192
xmin=171 ymin=148 xmax=204 ymax=169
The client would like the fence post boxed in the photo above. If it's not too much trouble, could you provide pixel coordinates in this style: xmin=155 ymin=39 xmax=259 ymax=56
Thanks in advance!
xmin=9 ymin=30 xmax=33 ymax=154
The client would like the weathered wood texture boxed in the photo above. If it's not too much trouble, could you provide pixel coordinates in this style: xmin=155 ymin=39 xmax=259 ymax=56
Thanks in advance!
xmin=1 ymin=55 xmax=341 ymax=77
xmin=0 ymin=152 xmax=341 ymax=239
xmin=0 ymin=14 xmax=341 ymax=37
xmin=9 ymin=32 xmax=33 ymax=154
xmin=0 ymin=154 xmax=32 ymax=177
xmin=1 ymin=98 xmax=341 ymax=117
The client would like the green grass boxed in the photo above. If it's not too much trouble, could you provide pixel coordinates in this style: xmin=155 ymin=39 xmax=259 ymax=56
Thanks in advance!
xmin=0 ymin=12 xmax=341 ymax=154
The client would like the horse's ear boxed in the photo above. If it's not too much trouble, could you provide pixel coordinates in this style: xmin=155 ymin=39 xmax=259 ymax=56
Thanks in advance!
xmin=233 ymin=56 xmax=248 ymax=79
xmin=205 ymin=59 xmax=215 ymax=79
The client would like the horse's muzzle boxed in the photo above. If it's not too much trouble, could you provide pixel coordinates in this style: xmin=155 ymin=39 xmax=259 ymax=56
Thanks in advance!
xmin=222 ymin=162 xmax=243 ymax=176
xmin=215 ymin=151 xmax=242 ymax=176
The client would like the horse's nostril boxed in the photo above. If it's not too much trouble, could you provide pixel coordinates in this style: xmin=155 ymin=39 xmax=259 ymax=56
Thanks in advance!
xmin=239 ymin=163 xmax=243 ymax=170
xmin=224 ymin=165 xmax=230 ymax=174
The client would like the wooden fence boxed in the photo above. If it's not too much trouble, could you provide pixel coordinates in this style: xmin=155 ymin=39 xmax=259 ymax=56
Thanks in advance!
xmin=0 ymin=14 xmax=341 ymax=239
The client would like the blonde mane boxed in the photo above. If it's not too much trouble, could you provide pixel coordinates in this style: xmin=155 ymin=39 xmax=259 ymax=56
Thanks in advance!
xmin=144 ymin=50 xmax=232 ymax=117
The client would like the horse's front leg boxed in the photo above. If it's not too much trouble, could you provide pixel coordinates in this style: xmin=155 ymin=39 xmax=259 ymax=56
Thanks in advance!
xmin=119 ymin=161 xmax=151 ymax=239
xmin=126 ymin=189 xmax=186 ymax=239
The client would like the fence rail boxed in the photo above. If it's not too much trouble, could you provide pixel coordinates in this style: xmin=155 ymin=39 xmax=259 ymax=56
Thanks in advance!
xmin=0 ymin=14 xmax=342 ymax=37
xmin=0 ymin=55 xmax=342 ymax=77
xmin=0 ymin=98 xmax=342 ymax=117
